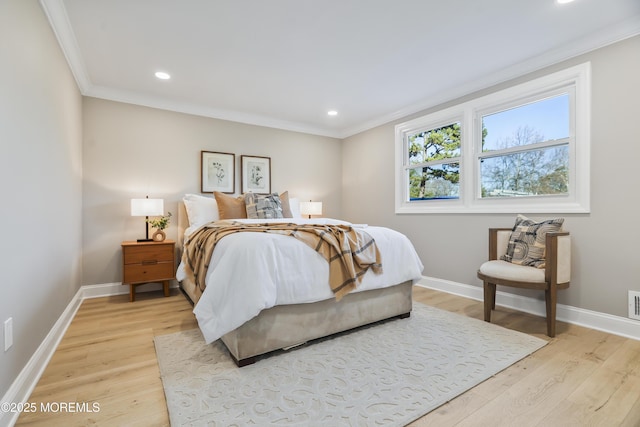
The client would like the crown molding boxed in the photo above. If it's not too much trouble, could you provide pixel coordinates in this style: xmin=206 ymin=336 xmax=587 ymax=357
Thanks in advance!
xmin=338 ymin=16 xmax=640 ymax=139
xmin=41 ymin=0 xmax=640 ymax=140
xmin=86 ymin=85 xmax=343 ymax=139
xmin=39 ymin=0 xmax=91 ymax=93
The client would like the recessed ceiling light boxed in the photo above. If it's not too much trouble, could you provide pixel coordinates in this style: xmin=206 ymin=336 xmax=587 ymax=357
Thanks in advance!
xmin=327 ymin=110 xmax=338 ymax=116
xmin=155 ymin=71 xmax=171 ymax=80
xmin=556 ymin=0 xmax=575 ymax=4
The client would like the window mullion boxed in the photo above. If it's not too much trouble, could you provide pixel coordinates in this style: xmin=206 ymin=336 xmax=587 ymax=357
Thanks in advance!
xmin=395 ymin=62 xmax=589 ymax=214
xmin=478 ymin=138 xmax=571 ymax=159
xmin=406 ymin=157 xmax=461 ymax=170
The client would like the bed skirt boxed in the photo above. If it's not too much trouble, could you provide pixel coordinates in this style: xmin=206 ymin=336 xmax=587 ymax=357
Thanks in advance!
xmin=180 ymin=279 xmax=413 ymax=366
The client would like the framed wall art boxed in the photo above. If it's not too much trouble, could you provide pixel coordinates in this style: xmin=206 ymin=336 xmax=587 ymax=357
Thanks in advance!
xmin=241 ymin=155 xmax=271 ymax=194
xmin=201 ymin=151 xmax=235 ymax=193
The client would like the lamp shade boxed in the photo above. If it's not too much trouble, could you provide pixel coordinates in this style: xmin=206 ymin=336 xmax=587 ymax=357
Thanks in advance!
xmin=299 ymin=201 xmax=322 ymax=218
xmin=131 ymin=198 xmax=164 ymax=217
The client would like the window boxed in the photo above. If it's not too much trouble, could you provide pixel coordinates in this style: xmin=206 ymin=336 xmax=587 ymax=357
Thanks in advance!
xmin=479 ymin=94 xmax=570 ymax=198
xmin=395 ymin=63 xmax=590 ymax=214
xmin=408 ymin=122 xmax=461 ymax=200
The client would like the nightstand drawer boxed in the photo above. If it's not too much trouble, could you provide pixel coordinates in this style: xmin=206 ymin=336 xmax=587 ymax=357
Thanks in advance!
xmin=123 ymin=261 xmax=174 ymax=284
xmin=121 ymin=240 xmax=176 ymax=301
xmin=123 ymin=244 xmax=173 ymax=265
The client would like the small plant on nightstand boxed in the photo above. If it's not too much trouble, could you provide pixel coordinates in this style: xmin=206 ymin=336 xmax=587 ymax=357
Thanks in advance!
xmin=147 ymin=212 xmax=172 ymax=242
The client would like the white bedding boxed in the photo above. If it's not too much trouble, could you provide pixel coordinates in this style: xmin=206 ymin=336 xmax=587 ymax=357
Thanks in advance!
xmin=176 ymin=218 xmax=424 ymax=344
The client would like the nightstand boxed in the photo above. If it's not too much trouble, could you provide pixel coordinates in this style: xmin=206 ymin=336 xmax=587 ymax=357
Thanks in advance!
xmin=121 ymin=240 xmax=175 ymax=302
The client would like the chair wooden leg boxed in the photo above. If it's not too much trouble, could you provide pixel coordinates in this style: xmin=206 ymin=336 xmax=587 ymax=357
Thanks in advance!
xmin=490 ymin=283 xmax=496 ymax=310
xmin=545 ymin=286 xmax=557 ymax=337
xmin=483 ymin=282 xmax=496 ymax=322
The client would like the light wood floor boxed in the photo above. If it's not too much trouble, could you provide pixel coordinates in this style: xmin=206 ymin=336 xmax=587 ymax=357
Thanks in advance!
xmin=16 ymin=286 xmax=640 ymax=426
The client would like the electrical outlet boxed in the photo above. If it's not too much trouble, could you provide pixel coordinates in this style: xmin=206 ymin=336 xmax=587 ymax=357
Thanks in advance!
xmin=630 ymin=291 xmax=640 ymax=321
xmin=4 ymin=318 xmax=13 ymax=351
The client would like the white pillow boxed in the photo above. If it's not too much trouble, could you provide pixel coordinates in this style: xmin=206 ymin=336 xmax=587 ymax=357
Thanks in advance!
xmin=183 ymin=194 xmax=219 ymax=227
xmin=289 ymin=197 xmax=301 ymax=218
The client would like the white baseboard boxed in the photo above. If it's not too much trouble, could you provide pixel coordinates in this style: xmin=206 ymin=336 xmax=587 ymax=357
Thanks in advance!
xmin=80 ymin=281 xmax=179 ymax=299
xmin=4 ymin=276 xmax=639 ymax=427
xmin=418 ymin=276 xmax=640 ymax=341
xmin=0 ymin=281 xmax=180 ymax=427
xmin=0 ymin=287 xmax=84 ymax=427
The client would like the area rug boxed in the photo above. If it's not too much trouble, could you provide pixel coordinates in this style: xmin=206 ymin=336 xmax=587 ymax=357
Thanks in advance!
xmin=154 ymin=303 xmax=546 ymax=426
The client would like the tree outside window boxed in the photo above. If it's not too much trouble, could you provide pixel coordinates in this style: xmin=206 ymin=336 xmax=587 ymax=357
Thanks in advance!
xmin=395 ymin=63 xmax=589 ymax=213
xmin=407 ymin=123 xmax=461 ymax=200
xmin=479 ymin=93 xmax=570 ymax=199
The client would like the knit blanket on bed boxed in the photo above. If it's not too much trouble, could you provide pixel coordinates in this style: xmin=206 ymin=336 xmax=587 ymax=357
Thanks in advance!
xmin=182 ymin=221 xmax=382 ymax=301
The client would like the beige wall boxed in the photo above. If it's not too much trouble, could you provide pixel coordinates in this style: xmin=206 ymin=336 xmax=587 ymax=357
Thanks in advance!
xmin=3 ymin=0 xmax=638 ymax=401
xmin=81 ymin=98 xmax=342 ymax=285
xmin=342 ymin=35 xmax=640 ymax=318
xmin=0 ymin=0 xmax=83 ymax=397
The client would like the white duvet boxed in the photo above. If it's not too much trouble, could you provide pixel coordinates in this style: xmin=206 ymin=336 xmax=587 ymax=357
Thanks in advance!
xmin=176 ymin=218 xmax=424 ymax=344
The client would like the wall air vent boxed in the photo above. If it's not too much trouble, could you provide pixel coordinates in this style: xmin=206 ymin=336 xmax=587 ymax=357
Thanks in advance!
xmin=630 ymin=291 xmax=640 ymax=321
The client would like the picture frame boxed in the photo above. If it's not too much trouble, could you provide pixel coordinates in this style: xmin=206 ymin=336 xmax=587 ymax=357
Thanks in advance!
xmin=201 ymin=151 xmax=235 ymax=193
xmin=241 ymin=155 xmax=271 ymax=194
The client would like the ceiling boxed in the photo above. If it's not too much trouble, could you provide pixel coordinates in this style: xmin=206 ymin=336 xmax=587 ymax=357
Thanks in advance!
xmin=41 ymin=0 xmax=640 ymax=139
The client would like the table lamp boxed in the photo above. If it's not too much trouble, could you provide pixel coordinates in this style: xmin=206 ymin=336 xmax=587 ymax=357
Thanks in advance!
xmin=131 ymin=196 xmax=164 ymax=242
xmin=299 ymin=200 xmax=323 ymax=219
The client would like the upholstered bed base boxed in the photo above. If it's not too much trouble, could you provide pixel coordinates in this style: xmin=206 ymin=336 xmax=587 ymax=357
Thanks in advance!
xmin=176 ymin=202 xmax=413 ymax=366
xmin=181 ymin=277 xmax=412 ymax=366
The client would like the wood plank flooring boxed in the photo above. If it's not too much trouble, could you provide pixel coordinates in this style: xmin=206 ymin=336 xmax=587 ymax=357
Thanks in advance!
xmin=15 ymin=289 xmax=197 ymax=427
xmin=16 ymin=286 xmax=640 ymax=426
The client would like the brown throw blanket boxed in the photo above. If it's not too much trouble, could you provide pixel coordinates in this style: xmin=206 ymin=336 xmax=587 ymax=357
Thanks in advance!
xmin=182 ymin=221 xmax=382 ymax=301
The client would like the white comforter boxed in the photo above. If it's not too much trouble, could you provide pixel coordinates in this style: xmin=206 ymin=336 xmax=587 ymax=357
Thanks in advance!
xmin=176 ymin=218 xmax=424 ymax=344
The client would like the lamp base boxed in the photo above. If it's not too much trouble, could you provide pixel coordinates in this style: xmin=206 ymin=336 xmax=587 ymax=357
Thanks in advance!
xmin=137 ymin=216 xmax=153 ymax=242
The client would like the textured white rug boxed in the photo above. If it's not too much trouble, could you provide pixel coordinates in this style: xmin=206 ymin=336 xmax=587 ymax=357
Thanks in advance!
xmin=154 ymin=303 xmax=546 ymax=426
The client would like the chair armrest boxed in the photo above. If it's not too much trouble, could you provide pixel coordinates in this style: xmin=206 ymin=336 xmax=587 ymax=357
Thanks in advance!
xmin=545 ymin=232 xmax=571 ymax=285
xmin=489 ymin=228 xmax=512 ymax=260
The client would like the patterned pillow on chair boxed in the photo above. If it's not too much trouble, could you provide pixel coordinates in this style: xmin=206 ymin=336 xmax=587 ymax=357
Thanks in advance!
xmin=501 ymin=214 xmax=564 ymax=268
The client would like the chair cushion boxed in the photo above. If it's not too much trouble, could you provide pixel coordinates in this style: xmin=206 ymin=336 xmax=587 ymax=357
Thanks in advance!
xmin=501 ymin=214 xmax=564 ymax=268
xmin=479 ymin=260 xmax=546 ymax=283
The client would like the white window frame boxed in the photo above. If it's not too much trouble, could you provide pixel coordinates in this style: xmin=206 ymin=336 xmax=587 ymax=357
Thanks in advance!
xmin=404 ymin=113 xmax=464 ymax=205
xmin=395 ymin=62 xmax=590 ymax=214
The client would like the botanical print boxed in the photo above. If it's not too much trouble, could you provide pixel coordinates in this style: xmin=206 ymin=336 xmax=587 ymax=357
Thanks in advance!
xmin=241 ymin=155 xmax=270 ymax=194
xmin=201 ymin=151 xmax=235 ymax=193
xmin=208 ymin=160 xmax=228 ymax=186
xmin=248 ymin=162 xmax=265 ymax=190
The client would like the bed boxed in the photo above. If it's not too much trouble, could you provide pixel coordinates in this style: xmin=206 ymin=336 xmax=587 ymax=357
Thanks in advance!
xmin=176 ymin=194 xmax=424 ymax=366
